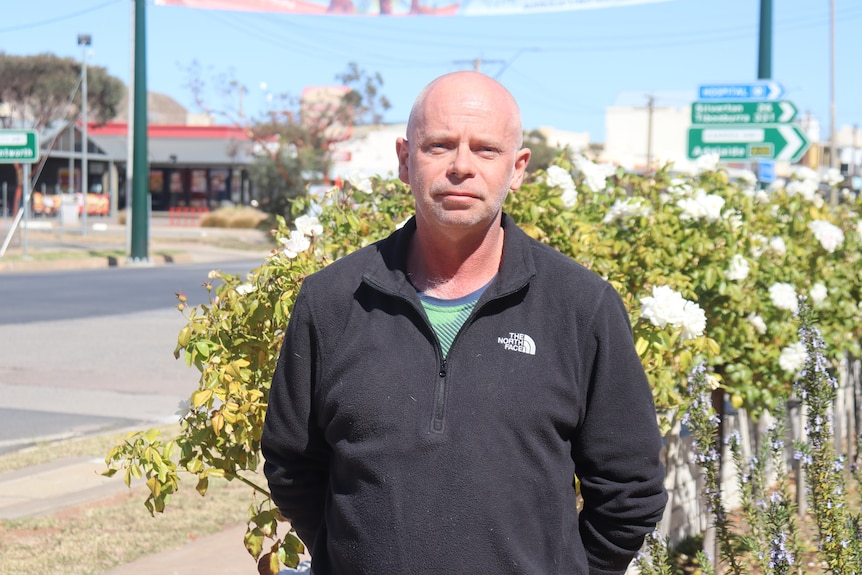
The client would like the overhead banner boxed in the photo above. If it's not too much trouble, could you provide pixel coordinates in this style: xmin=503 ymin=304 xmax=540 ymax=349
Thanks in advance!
xmin=155 ymin=0 xmax=668 ymax=17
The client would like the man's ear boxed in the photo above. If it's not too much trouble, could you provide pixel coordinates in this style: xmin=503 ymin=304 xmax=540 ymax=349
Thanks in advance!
xmin=396 ymin=137 xmax=410 ymax=185
xmin=509 ymin=147 xmax=532 ymax=190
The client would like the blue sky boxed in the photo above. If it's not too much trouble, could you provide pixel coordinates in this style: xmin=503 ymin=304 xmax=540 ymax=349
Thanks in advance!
xmin=3 ymin=0 xmax=861 ymax=143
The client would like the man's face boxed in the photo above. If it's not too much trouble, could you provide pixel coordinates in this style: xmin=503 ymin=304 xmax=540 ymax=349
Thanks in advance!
xmin=396 ymin=78 xmax=530 ymax=233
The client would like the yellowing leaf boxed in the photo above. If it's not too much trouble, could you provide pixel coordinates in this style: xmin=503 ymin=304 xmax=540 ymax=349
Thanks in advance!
xmin=707 ymin=338 xmax=721 ymax=356
xmin=678 ymin=350 xmax=693 ymax=372
xmin=635 ymin=337 xmax=649 ymax=357
xmin=196 ymin=476 xmax=209 ymax=496
xmin=146 ymin=476 xmax=161 ymax=497
xmin=191 ymin=389 xmax=213 ymax=408
xmin=244 ymin=527 xmax=264 ymax=559
xmin=212 ymin=412 xmax=224 ymax=436
xmin=258 ymin=551 xmax=280 ymax=575
xmin=178 ymin=326 xmax=192 ymax=348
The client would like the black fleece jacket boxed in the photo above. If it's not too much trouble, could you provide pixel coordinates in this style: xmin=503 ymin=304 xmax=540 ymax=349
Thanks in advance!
xmin=262 ymin=214 xmax=667 ymax=575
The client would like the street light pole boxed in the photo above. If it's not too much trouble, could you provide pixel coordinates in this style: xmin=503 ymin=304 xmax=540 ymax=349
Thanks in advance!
xmin=757 ymin=0 xmax=772 ymax=80
xmin=78 ymin=34 xmax=92 ymax=235
xmin=130 ymin=0 xmax=149 ymax=262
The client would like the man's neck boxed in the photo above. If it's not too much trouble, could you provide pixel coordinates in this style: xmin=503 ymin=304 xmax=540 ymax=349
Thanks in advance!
xmin=407 ymin=219 xmax=504 ymax=299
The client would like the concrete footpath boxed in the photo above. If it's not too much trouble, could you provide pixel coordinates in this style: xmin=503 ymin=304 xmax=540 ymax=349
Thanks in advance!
xmin=0 ymin=456 xmax=311 ymax=574
xmin=0 ymin=217 xmax=311 ymax=573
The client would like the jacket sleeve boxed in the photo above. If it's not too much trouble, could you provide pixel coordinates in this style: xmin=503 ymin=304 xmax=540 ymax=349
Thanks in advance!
xmin=261 ymin=286 xmax=330 ymax=552
xmin=574 ymin=284 xmax=668 ymax=575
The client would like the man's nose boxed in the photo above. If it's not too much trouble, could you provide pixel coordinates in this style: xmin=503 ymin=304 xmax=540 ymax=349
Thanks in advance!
xmin=447 ymin=144 xmax=476 ymax=179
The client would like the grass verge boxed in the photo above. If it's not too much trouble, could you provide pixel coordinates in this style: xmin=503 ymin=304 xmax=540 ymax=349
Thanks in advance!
xmin=0 ymin=427 xmax=258 ymax=575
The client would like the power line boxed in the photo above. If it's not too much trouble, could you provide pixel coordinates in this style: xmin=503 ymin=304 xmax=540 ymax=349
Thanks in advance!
xmin=0 ymin=0 xmax=123 ymax=33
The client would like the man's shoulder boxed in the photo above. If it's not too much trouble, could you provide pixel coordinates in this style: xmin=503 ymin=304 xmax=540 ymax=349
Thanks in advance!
xmin=304 ymin=241 xmax=380 ymax=285
xmin=522 ymin=231 xmax=607 ymax=287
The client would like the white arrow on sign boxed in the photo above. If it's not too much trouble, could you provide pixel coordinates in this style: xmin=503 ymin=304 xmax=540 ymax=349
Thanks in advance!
xmin=778 ymin=101 xmax=795 ymax=123
xmin=776 ymin=126 xmax=804 ymax=161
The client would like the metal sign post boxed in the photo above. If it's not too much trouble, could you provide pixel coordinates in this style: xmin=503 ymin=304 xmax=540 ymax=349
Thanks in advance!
xmin=0 ymin=129 xmax=40 ymax=259
xmin=22 ymin=164 xmax=30 ymax=257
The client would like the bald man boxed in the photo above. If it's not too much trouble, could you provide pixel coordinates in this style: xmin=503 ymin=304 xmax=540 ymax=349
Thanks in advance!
xmin=262 ymin=72 xmax=667 ymax=575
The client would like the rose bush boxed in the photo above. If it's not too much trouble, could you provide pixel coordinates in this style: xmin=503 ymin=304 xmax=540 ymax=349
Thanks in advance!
xmin=105 ymin=154 xmax=862 ymax=573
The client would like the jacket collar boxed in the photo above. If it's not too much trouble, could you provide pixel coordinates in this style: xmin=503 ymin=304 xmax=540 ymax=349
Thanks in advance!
xmin=362 ymin=213 xmax=537 ymax=300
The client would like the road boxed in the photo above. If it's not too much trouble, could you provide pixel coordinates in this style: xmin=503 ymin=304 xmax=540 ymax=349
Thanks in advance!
xmin=0 ymin=258 xmax=264 ymax=454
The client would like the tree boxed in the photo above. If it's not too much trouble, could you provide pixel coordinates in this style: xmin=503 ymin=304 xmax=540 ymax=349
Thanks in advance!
xmin=523 ymin=129 xmax=564 ymax=175
xmin=0 ymin=51 xmax=125 ymax=129
xmin=335 ymin=62 xmax=391 ymax=126
xmin=0 ymin=52 xmax=125 ymax=213
xmin=187 ymin=62 xmax=391 ymax=220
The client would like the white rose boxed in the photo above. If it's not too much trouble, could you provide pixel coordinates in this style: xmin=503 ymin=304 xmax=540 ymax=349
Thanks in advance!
xmin=294 ymin=214 xmax=323 ymax=238
xmin=810 ymin=283 xmax=828 ymax=306
xmin=769 ymin=282 xmax=798 ymax=313
xmin=279 ymin=230 xmax=311 ymax=258
xmin=572 ymin=155 xmax=616 ymax=194
xmin=724 ymin=254 xmax=750 ymax=281
xmin=640 ymin=285 xmax=687 ymax=328
xmin=677 ymin=189 xmax=725 ymax=223
xmin=602 ymin=198 xmax=652 ymax=224
xmin=769 ymin=236 xmax=786 ymax=256
xmin=747 ymin=313 xmax=767 ymax=335
xmin=346 ymin=171 xmax=374 ymax=194
xmin=640 ymin=285 xmax=706 ymax=341
xmin=545 ymin=165 xmax=578 ymax=208
xmin=786 ymin=179 xmax=819 ymax=202
xmin=750 ymin=234 xmax=768 ymax=258
xmin=779 ymin=342 xmax=807 ymax=373
xmin=808 ymin=220 xmax=844 ymax=253
xmin=695 ymin=153 xmax=721 ymax=173
xmin=679 ymin=300 xmax=707 ymax=341
xmin=823 ymin=168 xmax=844 ymax=187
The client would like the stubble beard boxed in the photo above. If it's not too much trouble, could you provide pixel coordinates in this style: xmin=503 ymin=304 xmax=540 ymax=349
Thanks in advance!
xmin=420 ymin=184 xmax=507 ymax=231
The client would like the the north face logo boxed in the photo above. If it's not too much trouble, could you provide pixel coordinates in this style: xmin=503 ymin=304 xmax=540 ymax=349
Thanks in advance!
xmin=497 ymin=332 xmax=536 ymax=355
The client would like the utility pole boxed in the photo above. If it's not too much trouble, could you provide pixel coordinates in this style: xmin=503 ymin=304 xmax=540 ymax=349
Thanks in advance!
xmin=645 ymin=95 xmax=654 ymax=173
xmin=829 ymin=0 xmax=838 ymax=205
xmin=854 ymin=124 xmax=859 ymax=180
xmin=453 ymin=57 xmax=505 ymax=74
xmin=78 ymin=34 xmax=91 ymax=236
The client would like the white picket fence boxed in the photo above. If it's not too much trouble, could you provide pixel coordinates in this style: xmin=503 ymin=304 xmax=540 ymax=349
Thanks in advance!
xmin=660 ymin=356 xmax=862 ymax=548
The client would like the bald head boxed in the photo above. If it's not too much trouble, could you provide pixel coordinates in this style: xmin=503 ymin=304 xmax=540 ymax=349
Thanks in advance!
xmin=406 ymin=72 xmax=524 ymax=149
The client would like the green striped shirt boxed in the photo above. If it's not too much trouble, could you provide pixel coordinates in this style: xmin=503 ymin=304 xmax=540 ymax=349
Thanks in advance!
xmin=418 ymin=279 xmax=493 ymax=357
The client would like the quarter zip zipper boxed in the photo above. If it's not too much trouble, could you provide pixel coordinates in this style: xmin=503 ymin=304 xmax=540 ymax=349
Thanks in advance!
xmin=432 ymin=358 xmax=447 ymax=432
xmin=363 ymin=273 xmax=529 ymax=435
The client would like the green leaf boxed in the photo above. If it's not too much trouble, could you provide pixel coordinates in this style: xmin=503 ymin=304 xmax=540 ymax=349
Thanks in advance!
xmin=703 ymin=266 xmax=717 ymax=290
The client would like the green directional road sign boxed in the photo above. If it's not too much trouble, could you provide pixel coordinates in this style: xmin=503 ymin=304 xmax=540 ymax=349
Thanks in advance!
xmin=687 ymin=124 xmax=810 ymax=163
xmin=0 ymin=129 xmax=39 ymax=164
xmin=691 ymin=101 xmax=798 ymax=125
